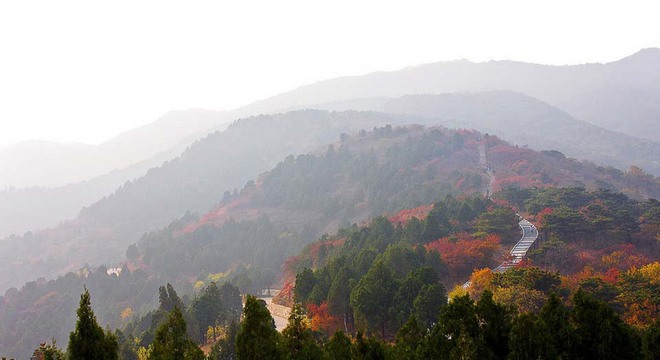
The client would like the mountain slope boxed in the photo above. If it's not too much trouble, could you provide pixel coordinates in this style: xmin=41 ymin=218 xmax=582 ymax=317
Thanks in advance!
xmin=2 ymin=123 xmax=659 ymax=358
xmin=307 ymin=91 xmax=660 ymax=175
xmin=0 ymin=109 xmax=229 ymax=188
xmin=0 ymin=110 xmax=415 ymax=291
xmin=235 ymin=48 xmax=660 ymax=141
xmin=0 ymin=137 xmax=195 ymax=238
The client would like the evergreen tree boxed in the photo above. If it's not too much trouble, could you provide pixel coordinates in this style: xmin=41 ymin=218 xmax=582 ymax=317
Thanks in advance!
xmin=570 ymin=290 xmax=640 ymax=359
xmin=33 ymin=340 xmax=65 ymax=360
xmin=394 ymin=316 xmax=423 ymax=359
xmin=422 ymin=203 xmax=450 ymax=242
xmin=476 ymin=290 xmax=513 ymax=360
xmin=293 ymin=268 xmax=316 ymax=303
xmin=219 ymin=282 xmax=243 ymax=322
xmin=643 ymin=316 xmax=660 ymax=360
xmin=327 ymin=267 xmax=353 ymax=332
xmin=324 ymin=331 xmax=353 ymax=360
xmin=280 ymin=303 xmax=323 ymax=360
xmin=210 ymin=320 xmax=239 ymax=360
xmin=507 ymin=313 xmax=554 ymax=360
xmin=68 ymin=288 xmax=119 ymax=360
xmin=192 ymin=282 xmax=224 ymax=342
xmin=351 ymin=331 xmax=389 ymax=360
xmin=149 ymin=307 xmax=204 ymax=360
xmin=413 ymin=283 xmax=446 ymax=329
xmin=538 ymin=293 xmax=571 ymax=358
xmin=236 ymin=295 xmax=281 ymax=360
xmin=350 ymin=260 xmax=398 ymax=338
xmin=422 ymin=295 xmax=482 ymax=359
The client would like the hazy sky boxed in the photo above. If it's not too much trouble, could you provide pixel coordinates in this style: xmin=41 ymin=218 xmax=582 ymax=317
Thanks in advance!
xmin=0 ymin=0 xmax=658 ymax=149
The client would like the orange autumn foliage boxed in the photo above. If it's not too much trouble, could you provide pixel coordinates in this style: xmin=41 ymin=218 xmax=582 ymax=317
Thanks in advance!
xmin=425 ymin=233 xmax=500 ymax=279
xmin=388 ymin=205 xmax=434 ymax=225
xmin=273 ymin=281 xmax=295 ymax=307
xmin=306 ymin=302 xmax=341 ymax=334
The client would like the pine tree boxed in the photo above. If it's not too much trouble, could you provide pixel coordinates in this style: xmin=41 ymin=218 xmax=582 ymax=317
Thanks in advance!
xmin=68 ymin=287 xmax=119 ymax=360
xmin=236 ymin=295 xmax=281 ymax=360
xmin=394 ymin=316 xmax=423 ymax=359
xmin=280 ymin=303 xmax=323 ymax=360
xmin=149 ymin=306 xmax=204 ymax=360
xmin=324 ymin=330 xmax=352 ymax=360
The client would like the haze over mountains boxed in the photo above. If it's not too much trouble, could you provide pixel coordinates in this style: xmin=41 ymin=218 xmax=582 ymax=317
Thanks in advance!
xmin=1 ymin=48 xmax=659 ymax=288
xmin=0 ymin=109 xmax=229 ymax=188
xmin=0 ymin=109 xmax=229 ymax=237
xmin=1 ymin=47 xmax=660 ymax=359
xmin=310 ymin=91 xmax=660 ymax=175
xmin=239 ymin=48 xmax=660 ymax=141
xmin=0 ymin=110 xmax=415 ymax=290
xmin=2 ymin=121 xmax=659 ymax=357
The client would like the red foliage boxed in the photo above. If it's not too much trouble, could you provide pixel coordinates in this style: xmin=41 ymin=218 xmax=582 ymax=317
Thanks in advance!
xmin=425 ymin=233 xmax=500 ymax=279
xmin=536 ymin=207 xmax=553 ymax=228
xmin=281 ymin=256 xmax=301 ymax=284
xmin=388 ymin=205 xmax=434 ymax=225
xmin=603 ymin=268 xmax=620 ymax=284
xmin=306 ymin=301 xmax=341 ymax=334
xmin=273 ymin=281 xmax=295 ymax=307
xmin=180 ymin=196 xmax=254 ymax=234
xmin=307 ymin=238 xmax=345 ymax=263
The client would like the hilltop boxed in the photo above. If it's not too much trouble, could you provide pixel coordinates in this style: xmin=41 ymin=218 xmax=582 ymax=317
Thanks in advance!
xmin=237 ymin=48 xmax=660 ymax=141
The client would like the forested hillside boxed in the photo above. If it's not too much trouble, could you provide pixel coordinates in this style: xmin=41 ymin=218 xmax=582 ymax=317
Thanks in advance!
xmin=276 ymin=188 xmax=658 ymax=358
xmin=311 ymin=91 xmax=660 ymax=175
xmin=282 ymin=187 xmax=658 ymax=330
xmin=0 ymin=135 xmax=196 ymax=238
xmin=0 ymin=111 xmax=412 ymax=291
xmin=2 ymin=124 xmax=659 ymax=358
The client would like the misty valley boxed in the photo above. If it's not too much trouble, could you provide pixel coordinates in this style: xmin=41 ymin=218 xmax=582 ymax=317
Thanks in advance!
xmin=1 ymin=48 xmax=660 ymax=359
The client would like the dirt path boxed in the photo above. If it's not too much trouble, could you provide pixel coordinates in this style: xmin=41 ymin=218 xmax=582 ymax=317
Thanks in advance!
xmin=479 ymin=141 xmax=495 ymax=198
xmin=261 ymin=294 xmax=291 ymax=331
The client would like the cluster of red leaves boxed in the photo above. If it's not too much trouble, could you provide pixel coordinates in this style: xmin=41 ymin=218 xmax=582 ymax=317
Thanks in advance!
xmin=388 ymin=205 xmax=434 ymax=225
xmin=272 ymin=281 xmax=295 ymax=307
xmin=425 ymin=233 xmax=500 ymax=280
xmin=179 ymin=197 xmax=254 ymax=234
xmin=306 ymin=301 xmax=342 ymax=334
xmin=281 ymin=256 xmax=301 ymax=284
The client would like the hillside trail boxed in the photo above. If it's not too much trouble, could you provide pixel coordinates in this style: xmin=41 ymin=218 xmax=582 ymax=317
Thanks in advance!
xmin=461 ymin=140 xmax=539 ymax=288
xmin=479 ymin=140 xmax=495 ymax=199
xmin=262 ymin=291 xmax=290 ymax=331
xmin=462 ymin=218 xmax=539 ymax=289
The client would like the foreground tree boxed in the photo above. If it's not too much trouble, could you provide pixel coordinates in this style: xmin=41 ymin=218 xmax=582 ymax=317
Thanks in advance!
xmin=280 ymin=303 xmax=323 ymax=360
xmin=68 ymin=288 xmax=118 ymax=360
xmin=394 ymin=316 xmax=423 ymax=359
xmin=237 ymin=295 xmax=281 ymax=360
xmin=508 ymin=313 xmax=554 ymax=360
xmin=149 ymin=306 xmax=204 ymax=360
xmin=33 ymin=340 xmax=65 ymax=360
xmin=210 ymin=320 xmax=239 ymax=360
xmin=570 ymin=290 xmax=640 ymax=359
xmin=324 ymin=331 xmax=353 ymax=360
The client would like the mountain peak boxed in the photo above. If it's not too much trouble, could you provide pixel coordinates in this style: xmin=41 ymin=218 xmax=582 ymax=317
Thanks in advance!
xmin=615 ymin=47 xmax=660 ymax=65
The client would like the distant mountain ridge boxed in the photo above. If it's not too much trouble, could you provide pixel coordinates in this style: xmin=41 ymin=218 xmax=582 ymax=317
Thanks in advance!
xmin=0 ymin=110 xmax=415 ymax=291
xmin=235 ymin=48 xmax=660 ymax=141
xmin=3 ymin=49 xmax=657 ymax=239
xmin=0 ymin=109 xmax=230 ymax=188
xmin=304 ymin=91 xmax=660 ymax=175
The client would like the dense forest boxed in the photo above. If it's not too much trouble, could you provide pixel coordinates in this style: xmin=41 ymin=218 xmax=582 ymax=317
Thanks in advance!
xmin=315 ymin=91 xmax=660 ymax=176
xmin=0 ymin=110 xmax=416 ymax=292
xmin=2 ymin=125 xmax=660 ymax=358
